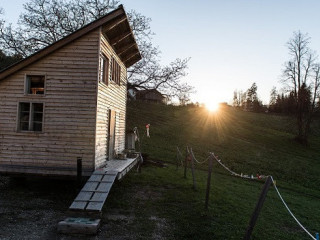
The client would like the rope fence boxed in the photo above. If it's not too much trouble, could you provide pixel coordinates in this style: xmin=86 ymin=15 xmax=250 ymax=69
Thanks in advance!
xmin=176 ymin=146 xmax=184 ymax=169
xmin=211 ymin=153 xmax=268 ymax=180
xmin=190 ymin=148 xmax=210 ymax=164
xmin=270 ymin=176 xmax=317 ymax=240
xmin=176 ymin=146 xmax=318 ymax=240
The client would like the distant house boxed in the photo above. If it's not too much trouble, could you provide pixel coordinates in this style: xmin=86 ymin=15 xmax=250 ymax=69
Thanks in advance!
xmin=127 ymin=85 xmax=138 ymax=100
xmin=0 ymin=6 xmax=141 ymax=177
xmin=136 ymin=89 xmax=166 ymax=103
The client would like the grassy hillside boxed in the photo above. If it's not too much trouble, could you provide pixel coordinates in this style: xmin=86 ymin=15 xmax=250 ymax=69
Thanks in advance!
xmin=121 ymin=101 xmax=320 ymax=239
xmin=127 ymin=101 xmax=320 ymax=190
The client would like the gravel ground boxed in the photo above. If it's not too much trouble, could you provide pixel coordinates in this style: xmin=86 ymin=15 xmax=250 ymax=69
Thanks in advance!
xmin=0 ymin=176 xmax=170 ymax=240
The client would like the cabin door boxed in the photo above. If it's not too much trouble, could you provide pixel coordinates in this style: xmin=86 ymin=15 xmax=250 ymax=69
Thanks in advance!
xmin=107 ymin=109 xmax=116 ymax=160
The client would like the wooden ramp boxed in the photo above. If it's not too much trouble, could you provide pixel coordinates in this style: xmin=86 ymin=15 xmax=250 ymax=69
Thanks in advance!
xmin=69 ymin=170 xmax=118 ymax=212
xmin=58 ymin=157 xmax=139 ymax=234
xmin=69 ymin=157 xmax=138 ymax=213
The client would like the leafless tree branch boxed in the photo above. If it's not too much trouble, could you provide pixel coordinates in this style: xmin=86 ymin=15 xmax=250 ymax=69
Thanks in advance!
xmin=0 ymin=0 xmax=193 ymax=98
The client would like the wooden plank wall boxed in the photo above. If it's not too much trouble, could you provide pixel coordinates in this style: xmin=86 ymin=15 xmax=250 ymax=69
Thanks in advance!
xmin=95 ymin=33 xmax=127 ymax=168
xmin=0 ymin=29 xmax=100 ymax=176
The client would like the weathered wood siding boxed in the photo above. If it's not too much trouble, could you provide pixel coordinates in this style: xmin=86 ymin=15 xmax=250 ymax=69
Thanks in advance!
xmin=95 ymin=33 xmax=127 ymax=168
xmin=0 ymin=29 xmax=100 ymax=176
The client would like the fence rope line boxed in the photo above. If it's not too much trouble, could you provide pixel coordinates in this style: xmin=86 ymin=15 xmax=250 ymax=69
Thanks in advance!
xmin=190 ymin=148 xmax=210 ymax=164
xmin=177 ymin=146 xmax=184 ymax=157
xmin=177 ymin=146 xmax=210 ymax=165
xmin=210 ymin=152 xmax=268 ymax=180
xmin=270 ymin=176 xmax=317 ymax=240
xmin=208 ymin=151 xmax=317 ymax=240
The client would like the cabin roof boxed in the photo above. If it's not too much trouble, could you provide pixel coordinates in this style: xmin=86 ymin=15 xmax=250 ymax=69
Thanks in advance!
xmin=0 ymin=5 xmax=141 ymax=80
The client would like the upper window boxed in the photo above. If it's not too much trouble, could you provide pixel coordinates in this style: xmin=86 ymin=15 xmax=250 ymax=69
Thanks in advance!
xmin=99 ymin=54 xmax=109 ymax=85
xmin=111 ymin=58 xmax=121 ymax=85
xmin=18 ymin=102 xmax=44 ymax=132
xmin=26 ymin=75 xmax=45 ymax=95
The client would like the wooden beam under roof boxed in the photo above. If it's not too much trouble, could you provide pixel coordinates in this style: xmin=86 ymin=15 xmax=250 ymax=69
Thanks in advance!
xmin=102 ymin=15 xmax=127 ymax=32
xmin=117 ymin=43 xmax=137 ymax=56
xmin=124 ymin=53 xmax=141 ymax=67
xmin=125 ymin=57 xmax=141 ymax=68
xmin=109 ymin=32 xmax=132 ymax=46
xmin=121 ymin=49 xmax=139 ymax=61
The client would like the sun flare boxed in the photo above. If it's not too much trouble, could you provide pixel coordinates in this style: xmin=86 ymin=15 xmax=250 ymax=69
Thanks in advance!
xmin=205 ymin=102 xmax=220 ymax=112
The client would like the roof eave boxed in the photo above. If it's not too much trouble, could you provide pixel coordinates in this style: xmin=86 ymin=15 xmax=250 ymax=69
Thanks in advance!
xmin=0 ymin=5 xmax=141 ymax=80
xmin=101 ymin=6 xmax=141 ymax=68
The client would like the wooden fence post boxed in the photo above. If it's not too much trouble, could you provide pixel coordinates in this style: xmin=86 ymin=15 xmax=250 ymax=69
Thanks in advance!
xmin=243 ymin=176 xmax=273 ymax=240
xmin=184 ymin=147 xmax=188 ymax=179
xmin=205 ymin=154 xmax=213 ymax=209
xmin=190 ymin=148 xmax=196 ymax=190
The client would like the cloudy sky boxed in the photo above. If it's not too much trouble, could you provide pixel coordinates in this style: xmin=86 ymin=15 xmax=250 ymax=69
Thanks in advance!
xmin=2 ymin=0 xmax=320 ymax=105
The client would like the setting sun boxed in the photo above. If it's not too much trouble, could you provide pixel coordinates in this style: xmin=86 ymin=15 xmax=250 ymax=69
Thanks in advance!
xmin=205 ymin=102 xmax=220 ymax=112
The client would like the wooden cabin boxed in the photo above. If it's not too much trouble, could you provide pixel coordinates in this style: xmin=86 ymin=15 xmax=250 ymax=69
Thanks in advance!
xmin=0 ymin=5 xmax=141 ymax=177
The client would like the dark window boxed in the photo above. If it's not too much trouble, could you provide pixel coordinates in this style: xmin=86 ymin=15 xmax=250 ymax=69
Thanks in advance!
xmin=111 ymin=58 xmax=121 ymax=85
xmin=19 ymin=103 xmax=30 ymax=131
xmin=99 ymin=54 xmax=109 ymax=85
xmin=26 ymin=75 xmax=45 ymax=94
xmin=18 ymin=102 xmax=44 ymax=132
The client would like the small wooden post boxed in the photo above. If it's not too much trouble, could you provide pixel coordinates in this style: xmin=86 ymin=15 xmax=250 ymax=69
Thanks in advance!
xmin=205 ymin=154 xmax=213 ymax=209
xmin=137 ymin=153 xmax=143 ymax=173
xmin=184 ymin=147 xmax=188 ymax=179
xmin=243 ymin=176 xmax=273 ymax=240
xmin=77 ymin=157 xmax=82 ymax=188
xmin=190 ymin=148 xmax=196 ymax=190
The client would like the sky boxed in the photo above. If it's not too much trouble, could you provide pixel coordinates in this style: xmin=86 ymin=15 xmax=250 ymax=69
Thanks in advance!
xmin=2 ymin=0 xmax=320 ymax=105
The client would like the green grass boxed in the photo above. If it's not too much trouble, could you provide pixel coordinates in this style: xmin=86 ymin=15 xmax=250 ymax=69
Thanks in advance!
xmin=105 ymin=101 xmax=320 ymax=239
xmin=127 ymin=102 xmax=320 ymax=190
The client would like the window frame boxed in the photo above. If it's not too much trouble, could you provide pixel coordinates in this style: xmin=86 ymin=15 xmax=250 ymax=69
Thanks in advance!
xmin=111 ymin=57 xmax=121 ymax=86
xmin=24 ymin=74 xmax=46 ymax=96
xmin=17 ymin=102 xmax=44 ymax=133
xmin=99 ymin=54 xmax=109 ymax=85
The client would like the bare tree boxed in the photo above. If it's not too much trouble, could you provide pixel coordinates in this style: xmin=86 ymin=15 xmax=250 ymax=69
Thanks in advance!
xmin=0 ymin=0 xmax=193 ymax=98
xmin=233 ymin=90 xmax=240 ymax=107
xmin=282 ymin=31 xmax=320 ymax=144
xmin=232 ymin=84 xmax=263 ymax=112
xmin=0 ymin=8 xmax=3 ymax=28
xmin=178 ymin=92 xmax=191 ymax=106
xmin=232 ymin=90 xmax=245 ymax=108
xmin=246 ymin=82 xmax=257 ymax=109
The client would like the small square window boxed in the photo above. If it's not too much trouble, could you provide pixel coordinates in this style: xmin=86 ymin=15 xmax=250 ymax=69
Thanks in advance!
xmin=26 ymin=75 xmax=45 ymax=94
xmin=18 ymin=102 xmax=44 ymax=132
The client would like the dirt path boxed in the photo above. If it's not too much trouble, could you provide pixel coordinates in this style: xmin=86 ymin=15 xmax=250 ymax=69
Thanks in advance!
xmin=0 ymin=176 xmax=171 ymax=240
